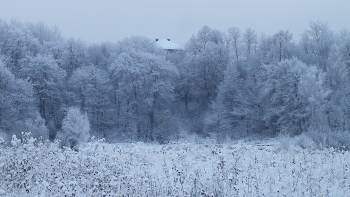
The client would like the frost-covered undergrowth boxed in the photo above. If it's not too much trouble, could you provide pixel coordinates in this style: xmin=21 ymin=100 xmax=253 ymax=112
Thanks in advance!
xmin=1 ymin=136 xmax=350 ymax=196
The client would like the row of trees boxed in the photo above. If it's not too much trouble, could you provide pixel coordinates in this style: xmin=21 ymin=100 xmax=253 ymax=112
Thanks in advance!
xmin=0 ymin=19 xmax=349 ymax=145
xmin=202 ymin=22 xmax=350 ymax=142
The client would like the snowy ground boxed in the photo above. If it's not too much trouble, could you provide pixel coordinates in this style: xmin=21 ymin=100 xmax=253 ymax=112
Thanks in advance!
xmin=1 ymin=137 xmax=350 ymax=196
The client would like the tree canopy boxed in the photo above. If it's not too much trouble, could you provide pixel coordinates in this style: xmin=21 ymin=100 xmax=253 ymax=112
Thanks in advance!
xmin=0 ymin=19 xmax=349 ymax=144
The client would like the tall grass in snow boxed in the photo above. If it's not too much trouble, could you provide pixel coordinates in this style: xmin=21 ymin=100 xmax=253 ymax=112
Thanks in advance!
xmin=0 ymin=134 xmax=350 ymax=196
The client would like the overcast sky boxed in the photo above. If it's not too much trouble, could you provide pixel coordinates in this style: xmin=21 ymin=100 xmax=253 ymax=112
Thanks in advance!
xmin=0 ymin=0 xmax=349 ymax=46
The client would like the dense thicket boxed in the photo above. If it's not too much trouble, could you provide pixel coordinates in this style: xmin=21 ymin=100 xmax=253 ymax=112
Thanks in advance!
xmin=0 ymin=19 xmax=349 ymax=146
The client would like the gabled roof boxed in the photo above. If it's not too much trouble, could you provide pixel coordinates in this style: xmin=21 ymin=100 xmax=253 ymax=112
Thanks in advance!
xmin=156 ymin=39 xmax=183 ymax=50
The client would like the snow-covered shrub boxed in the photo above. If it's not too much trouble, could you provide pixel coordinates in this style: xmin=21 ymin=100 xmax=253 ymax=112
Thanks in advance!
xmin=56 ymin=107 xmax=90 ymax=149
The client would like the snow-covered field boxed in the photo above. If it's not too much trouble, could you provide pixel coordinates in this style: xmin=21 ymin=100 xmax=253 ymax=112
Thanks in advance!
xmin=1 ymin=136 xmax=350 ymax=196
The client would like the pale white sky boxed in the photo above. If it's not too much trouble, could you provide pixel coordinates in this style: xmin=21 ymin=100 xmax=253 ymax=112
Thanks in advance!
xmin=0 ymin=0 xmax=349 ymax=45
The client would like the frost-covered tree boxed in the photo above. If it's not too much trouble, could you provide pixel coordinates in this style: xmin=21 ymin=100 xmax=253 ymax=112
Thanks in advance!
xmin=243 ymin=28 xmax=258 ymax=60
xmin=325 ymin=45 xmax=350 ymax=131
xmin=258 ymin=33 xmax=274 ymax=63
xmin=20 ymin=54 xmax=66 ymax=137
xmin=87 ymin=42 xmax=114 ymax=70
xmin=27 ymin=22 xmax=62 ymax=46
xmin=262 ymin=58 xmax=330 ymax=135
xmin=60 ymin=38 xmax=88 ymax=77
xmin=336 ymin=29 xmax=350 ymax=59
xmin=227 ymin=27 xmax=242 ymax=60
xmin=56 ymin=107 xmax=90 ymax=149
xmin=0 ymin=60 xmax=35 ymax=137
xmin=206 ymin=60 xmax=265 ymax=139
xmin=300 ymin=21 xmax=334 ymax=70
xmin=1 ymin=23 xmax=38 ymax=75
xmin=205 ymin=62 xmax=241 ymax=139
xmin=272 ymin=30 xmax=293 ymax=62
xmin=27 ymin=22 xmax=65 ymax=60
xmin=182 ymin=26 xmax=229 ymax=114
xmin=178 ymin=26 xmax=229 ymax=134
xmin=109 ymin=36 xmax=178 ymax=141
xmin=69 ymin=65 xmax=113 ymax=135
xmin=258 ymin=30 xmax=294 ymax=64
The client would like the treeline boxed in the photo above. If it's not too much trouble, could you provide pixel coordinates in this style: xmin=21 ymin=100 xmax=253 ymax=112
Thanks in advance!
xmin=0 ymin=19 xmax=349 ymax=146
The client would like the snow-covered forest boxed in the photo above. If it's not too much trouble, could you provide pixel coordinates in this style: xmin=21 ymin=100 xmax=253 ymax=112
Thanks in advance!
xmin=1 ymin=19 xmax=350 ymax=146
xmin=1 ymin=18 xmax=350 ymax=195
